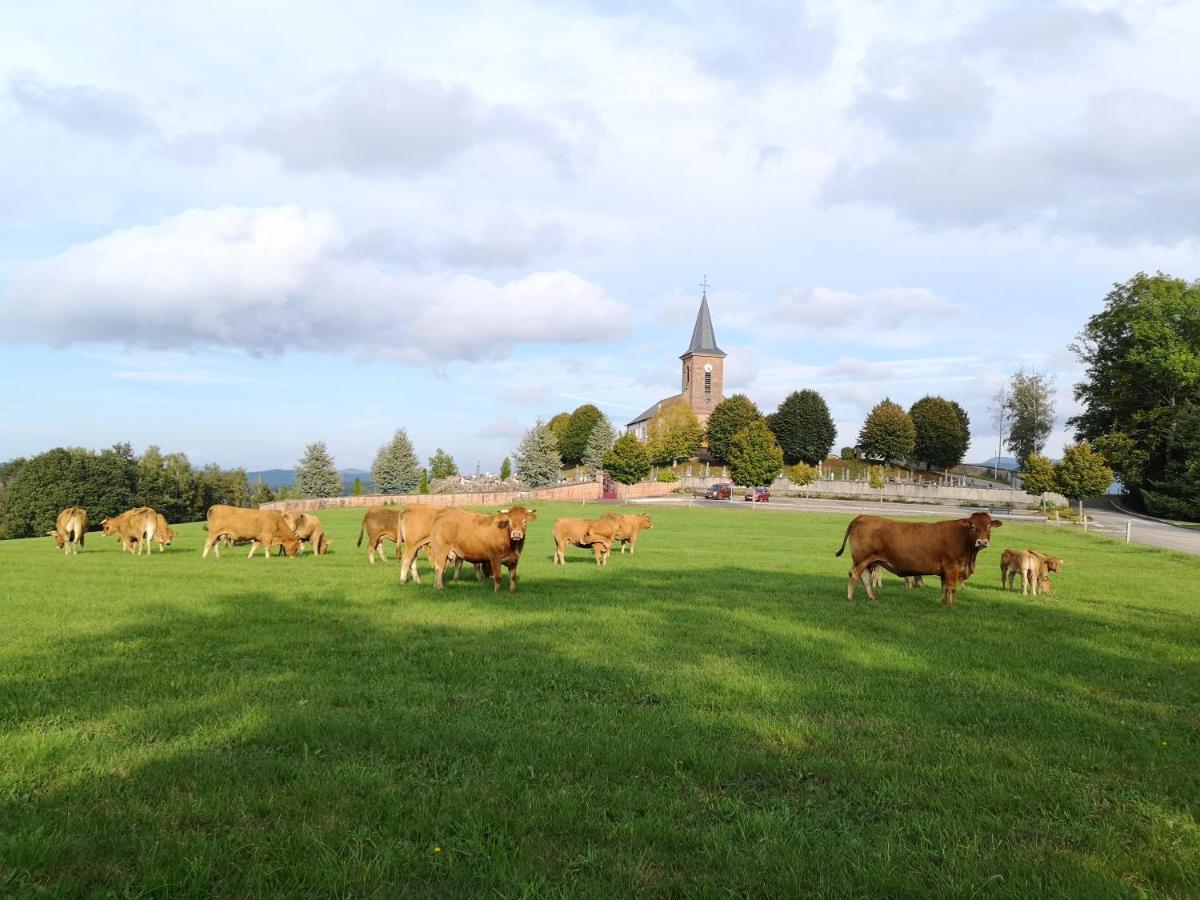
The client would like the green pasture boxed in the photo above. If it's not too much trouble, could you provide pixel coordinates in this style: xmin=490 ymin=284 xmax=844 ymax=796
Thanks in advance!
xmin=1 ymin=502 xmax=1198 ymax=897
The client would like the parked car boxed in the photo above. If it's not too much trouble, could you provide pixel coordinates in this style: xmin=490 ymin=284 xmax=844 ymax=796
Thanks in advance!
xmin=744 ymin=486 xmax=771 ymax=502
xmin=704 ymin=483 xmax=732 ymax=500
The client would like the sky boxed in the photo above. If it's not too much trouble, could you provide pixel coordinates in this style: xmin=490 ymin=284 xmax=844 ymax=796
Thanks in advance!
xmin=2 ymin=0 xmax=1198 ymax=473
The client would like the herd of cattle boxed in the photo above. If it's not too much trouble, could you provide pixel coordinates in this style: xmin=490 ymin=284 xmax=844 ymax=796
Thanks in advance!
xmin=48 ymin=504 xmax=1064 ymax=604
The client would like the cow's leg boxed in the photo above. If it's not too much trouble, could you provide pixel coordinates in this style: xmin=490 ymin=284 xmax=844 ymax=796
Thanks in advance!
xmin=452 ymin=558 xmax=464 ymax=582
xmin=554 ymin=540 xmax=563 ymax=565
xmin=248 ymin=540 xmax=260 ymax=559
xmin=203 ymin=536 xmax=213 ymax=558
xmin=489 ymin=555 xmax=503 ymax=593
xmin=848 ymin=559 xmax=876 ymax=602
xmin=593 ymin=544 xmax=604 ymax=566
xmin=399 ymin=543 xmax=419 ymax=584
xmin=433 ymin=552 xmax=447 ymax=589
xmin=941 ymin=568 xmax=959 ymax=606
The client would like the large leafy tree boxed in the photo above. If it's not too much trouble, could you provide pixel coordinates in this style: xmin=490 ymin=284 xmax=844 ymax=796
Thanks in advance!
xmin=297 ymin=441 xmax=343 ymax=498
xmin=560 ymin=404 xmax=603 ymax=467
xmin=646 ymin=402 xmax=703 ymax=466
xmin=857 ymin=399 xmax=916 ymax=464
xmin=705 ymin=394 xmax=762 ymax=464
xmin=428 ymin=449 xmax=459 ymax=480
xmin=909 ymin=396 xmax=970 ymax=470
xmin=1005 ymin=370 xmax=1056 ymax=468
xmin=372 ymin=430 xmax=420 ymax=495
xmin=603 ymin=434 xmax=651 ymax=485
xmin=767 ymin=389 xmax=836 ymax=465
xmin=547 ymin=413 xmax=572 ymax=452
xmin=1053 ymin=441 xmax=1114 ymax=501
xmin=1020 ymin=453 xmax=1057 ymax=497
xmin=513 ymin=419 xmax=563 ymax=488
xmin=1071 ymin=272 xmax=1200 ymax=518
xmin=581 ymin=413 xmax=617 ymax=471
xmin=727 ymin=420 xmax=784 ymax=487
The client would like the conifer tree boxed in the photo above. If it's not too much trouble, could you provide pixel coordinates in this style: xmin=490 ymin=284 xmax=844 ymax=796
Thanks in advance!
xmin=513 ymin=420 xmax=563 ymax=488
xmin=296 ymin=441 xmax=342 ymax=498
xmin=371 ymin=429 xmax=421 ymax=495
xmin=582 ymin=413 xmax=617 ymax=471
xmin=251 ymin=478 xmax=276 ymax=507
xmin=499 ymin=457 xmax=512 ymax=481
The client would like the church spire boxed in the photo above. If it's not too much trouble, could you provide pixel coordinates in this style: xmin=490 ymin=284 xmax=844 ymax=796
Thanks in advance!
xmin=683 ymin=276 xmax=725 ymax=358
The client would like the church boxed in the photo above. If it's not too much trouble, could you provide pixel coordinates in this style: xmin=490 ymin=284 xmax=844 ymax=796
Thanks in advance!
xmin=626 ymin=287 xmax=725 ymax=440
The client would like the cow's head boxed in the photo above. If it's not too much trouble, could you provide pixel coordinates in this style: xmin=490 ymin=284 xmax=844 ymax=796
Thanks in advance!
xmin=497 ymin=506 xmax=537 ymax=542
xmin=280 ymin=537 xmax=301 ymax=557
xmin=100 ymin=517 xmax=118 ymax=536
xmin=637 ymin=514 xmax=653 ymax=529
xmin=1045 ymin=555 xmax=1064 ymax=573
xmin=48 ymin=530 xmax=65 ymax=548
xmin=961 ymin=511 xmax=1001 ymax=548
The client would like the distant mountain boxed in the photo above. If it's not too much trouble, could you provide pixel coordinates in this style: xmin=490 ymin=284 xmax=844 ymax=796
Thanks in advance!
xmin=975 ymin=456 xmax=1020 ymax=471
xmin=246 ymin=468 xmax=373 ymax=493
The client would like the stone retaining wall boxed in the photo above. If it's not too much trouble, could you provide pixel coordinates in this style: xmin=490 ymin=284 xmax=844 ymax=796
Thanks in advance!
xmin=676 ymin=476 xmax=1064 ymax=508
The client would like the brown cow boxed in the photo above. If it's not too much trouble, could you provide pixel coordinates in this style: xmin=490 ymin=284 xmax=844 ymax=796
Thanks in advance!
xmin=357 ymin=506 xmax=405 ymax=563
xmin=427 ymin=506 xmax=537 ymax=592
xmin=553 ymin=517 xmax=617 ymax=566
xmin=49 ymin=506 xmax=89 ymax=554
xmin=601 ymin=512 xmax=653 ymax=555
xmin=100 ymin=507 xmax=158 ymax=556
xmin=836 ymin=512 xmax=1002 ymax=605
xmin=283 ymin=512 xmax=330 ymax=556
xmin=203 ymin=505 xmax=299 ymax=559
xmin=1000 ymin=549 xmax=1024 ymax=590
xmin=397 ymin=505 xmax=446 ymax=585
xmin=1021 ymin=549 xmax=1064 ymax=596
xmin=153 ymin=513 xmax=175 ymax=552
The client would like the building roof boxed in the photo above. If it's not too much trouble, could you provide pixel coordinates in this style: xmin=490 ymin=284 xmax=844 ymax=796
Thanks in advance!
xmin=626 ymin=395 xmax=679 ymax=427
xmin=681 ymin=292 xmax=725 ymax=358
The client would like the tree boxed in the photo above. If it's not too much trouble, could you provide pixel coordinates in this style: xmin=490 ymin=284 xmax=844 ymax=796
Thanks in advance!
xmin=513 ymin=419 xmax=562 ymax=488
xmin=839 ymin=447 xmax=856 ymax=460
xmin=789 ymin=462 xmax=819 ymax=486
xmin=372 ymin=429 xmax=420 ymax=495
xmin=909 ymin=396 xmax=969 ymax=470
xmin=352 ymin=477 xmax=363 ymax=496
xmin=950 ymin=401 xmax=971 ymax=448
xmin=767 ymin=389 xmax=836 ymax=465
xmin=857 ymin=399 xmax=915 ymax=464
xmin=499 ymin=457 xmax=513 ymax=481
xmin=581 ymin=414 xmax=616 ymax=471
xmin=646 ymin=401 xmax=703 ymax=466
xmin=2 ymin=444 xmax=138 ymax=537
xmin=603 ymin=434 xmax=651 ymax=485
xmin=251 ymin=479 xmax=276 ymax=507
xmin=1005 ymin=370 xmax=1056 ymax=468
xmin=1070 ymin=273 xmax=1200 ymax=518
xmin=428 ymin=449 xmax=459 ymax=480
xmin=868 ymin=465 xmax=885 ymax=490
xmin=727 ymin=420 xmax=784 ymax=487
xmin=560 ymin=404 xmax=603 ymax=467
xmin=548 ymin=413 xmax=571 ymax=452
xmin=1020 ymin=454 xmax=1057 ymax=497
xmin=136 ymin=445 xmax=168 ymax=510
xmin=418 ymin=469 xmax=430 ymax=494
xmin=1053 ymin=441 xmax=1114 ymax=501
xmin=296 ymin=441 xmax=342 ymax=498
xmin=706 ymin=394 xmax=762 ymax=464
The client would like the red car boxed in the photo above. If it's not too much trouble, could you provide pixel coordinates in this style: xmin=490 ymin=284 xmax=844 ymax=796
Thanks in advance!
xmin=744 ymin=486 xmax=771 ymax=502
xmin=704 ymin=483 xmax=732 ymax=500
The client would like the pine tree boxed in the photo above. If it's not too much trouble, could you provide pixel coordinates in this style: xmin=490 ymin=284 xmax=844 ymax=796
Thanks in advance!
xmin=705 ymin=394 xmax=762 ymax=464
xmin=371 ymin=429 xmax=421 ymax=495
xmin=418 ymin=469 xmax=431 ymax=494
xmin=767 ymin=389 xmax=836 ymax=465
xmin=560 ymin=404 xmax=603 ymax=467
xmin=428 ymin=449 xmax=459 ymax=480
xmin=296 ymin=441 xmax=342 ymax=498
xmin=581 ymin=413 xmax=617 ymax=471
xmin=910 ymin=396 xmax=969 ymax=470
xmin=513 ymin=420 xmax=563 ymax=488
xmin=727 ymin=420 xmax=784 ymax=487
xmin=499 ymin=457 xmax=513 ymax=481
xmin=858 ymin=399 xmax=916 ymax=464
xmin=352 ymin=477 xmax=363 ymax=496
xmin=603 ymin=434 xmax=651 ymax=485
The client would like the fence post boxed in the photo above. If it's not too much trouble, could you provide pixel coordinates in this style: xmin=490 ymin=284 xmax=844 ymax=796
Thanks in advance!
xmin=1126 ymin=521 xmax=1132 ymax=543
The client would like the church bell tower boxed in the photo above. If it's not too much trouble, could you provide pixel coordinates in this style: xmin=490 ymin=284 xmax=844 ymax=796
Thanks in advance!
xmin=680 ymin=279 xmax=725 ymax=428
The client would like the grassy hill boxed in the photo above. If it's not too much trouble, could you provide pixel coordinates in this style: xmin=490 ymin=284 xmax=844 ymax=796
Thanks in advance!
xmin=1 ymin=504 xmax=1197 ymax=895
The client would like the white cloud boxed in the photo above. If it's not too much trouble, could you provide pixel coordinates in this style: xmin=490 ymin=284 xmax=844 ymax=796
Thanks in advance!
xmin=770 ymin=285 xmax=960 ymax=344
xmin=0 ymin=206 xmax=631 ymax=363
xmin=478 ymin=415 xmax=526 ymax=440
xmin=9 ymin=72 xmax=158 ymax=140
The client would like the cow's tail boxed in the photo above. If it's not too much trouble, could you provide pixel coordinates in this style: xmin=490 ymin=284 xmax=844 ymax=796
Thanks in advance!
xmin=834 ymin=519 xmax=855 ymax=557
xmin=357 ymin=519 xmax=366 ymax=547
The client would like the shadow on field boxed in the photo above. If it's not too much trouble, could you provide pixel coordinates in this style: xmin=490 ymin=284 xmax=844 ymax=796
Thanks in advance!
xmin=2 ymin=562 xmax=1198 ymax=896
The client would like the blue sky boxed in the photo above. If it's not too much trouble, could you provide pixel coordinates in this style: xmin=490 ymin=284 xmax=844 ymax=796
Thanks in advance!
xmin=2 ymin=1 xmax=1198 ymax=472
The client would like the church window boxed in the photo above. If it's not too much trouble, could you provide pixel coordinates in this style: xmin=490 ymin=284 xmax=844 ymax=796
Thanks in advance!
xmin=704 ymin=369 xmax=711 ymax=393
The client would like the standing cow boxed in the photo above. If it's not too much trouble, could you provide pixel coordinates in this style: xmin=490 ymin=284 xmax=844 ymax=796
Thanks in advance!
xmin=836 ymin=512 xmax=1002 ymax=606
xmin=427 ymin=506 xmax=537 ymax=593
xmin=49 ymin=506 xmax=89 ymax=554
xmin=100 ymin=507 xmax=158 ymax=557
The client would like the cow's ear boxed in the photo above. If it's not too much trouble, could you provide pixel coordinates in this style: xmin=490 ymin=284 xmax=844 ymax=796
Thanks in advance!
xmin=991 ymin=518 xmax=1003 ymax=528
xmin=527 ymin=509 xmax=537 ymax=519
xmin=960 ymin=520 xmax=970 ymax=529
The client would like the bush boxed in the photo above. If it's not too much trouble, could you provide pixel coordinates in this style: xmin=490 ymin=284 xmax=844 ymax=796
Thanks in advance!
xmin=656 ymin=469 xmax=679 ymax=483
xmin=788 ymin=463 xmax=819 ymax=486
xmin=869 ymin=465 xmax=885 ymax=490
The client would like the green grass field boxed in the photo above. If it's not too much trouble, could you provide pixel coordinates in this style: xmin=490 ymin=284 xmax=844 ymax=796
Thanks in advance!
xmin=2 ymin=502 xmax=1198 ymax=897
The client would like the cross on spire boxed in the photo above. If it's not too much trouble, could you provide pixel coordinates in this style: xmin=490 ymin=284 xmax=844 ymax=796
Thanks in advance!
xmin=699 ymin=274 xmax=710 ymax=298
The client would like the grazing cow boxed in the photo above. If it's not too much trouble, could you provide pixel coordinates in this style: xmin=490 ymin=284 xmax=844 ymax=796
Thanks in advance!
xmin=100 ymin=507 xmax=158 ymax=556
xmin=153 ymin=513 xmax=175 ymax=552
xmin=283 ymin=512 xmax=330 ymax=556
xmin=553 ymin=516 xmax=618 ymax=566
xmin=428 ymin=506 xmax=537 ymax=592
xmin=49 ymin=506 xmax=89 ymax=554
xmin=397 ymin=505 xmax=446 ymax=585
xmin=601 ymin=513 xmax=653 ymax=555
xmin=836 ymin=511 xmax=1002 ymax=606
xmin=357 ymin=506 xmax=405 ymax=563
xmin=203 ymin=505 xmax=299 ymax=559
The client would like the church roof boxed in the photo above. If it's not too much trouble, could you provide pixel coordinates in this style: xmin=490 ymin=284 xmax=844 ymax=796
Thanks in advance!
xmin=682 ymin=293 xmax=725 ymax=358
xmin=627 ymin=395 xmax=679 ymax=427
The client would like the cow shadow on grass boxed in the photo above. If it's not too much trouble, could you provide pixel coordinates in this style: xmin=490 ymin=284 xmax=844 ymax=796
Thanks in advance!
xmin=1 ymin=571 xmax=1198 ymax=897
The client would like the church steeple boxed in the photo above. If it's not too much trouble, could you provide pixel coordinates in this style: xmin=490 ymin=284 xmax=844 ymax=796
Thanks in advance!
xmin=683 ymin=290 xmax=725 ymax=359
xmin=678 ymin=277 xmax=726 ymax=420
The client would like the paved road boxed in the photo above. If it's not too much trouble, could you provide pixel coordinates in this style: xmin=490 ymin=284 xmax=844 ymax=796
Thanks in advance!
xmin=626 ymin=494 xmax=1200 ymax=556
xmin=1083 ymin=497 xmax=1200 ymax=555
